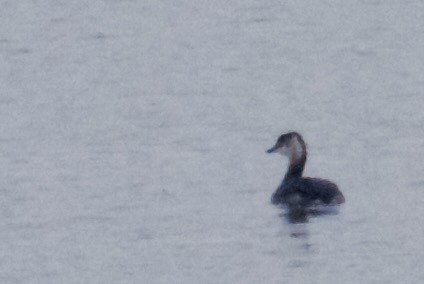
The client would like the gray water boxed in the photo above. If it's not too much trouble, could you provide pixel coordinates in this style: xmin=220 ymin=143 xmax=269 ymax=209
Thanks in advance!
xmin=1 ymin=0 xmax=424 ymax=283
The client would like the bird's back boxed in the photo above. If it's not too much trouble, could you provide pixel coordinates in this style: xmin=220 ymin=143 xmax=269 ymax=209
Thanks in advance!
xmin=275 ymin=177 xmax=344 ymax=206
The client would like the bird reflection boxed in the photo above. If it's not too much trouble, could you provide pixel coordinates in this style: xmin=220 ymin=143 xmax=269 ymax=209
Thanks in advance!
xmin=285 ymin=208 xmax=308 ymax=224
xmin=280 ymin=208 xmax=309 ymax=238
xmin=279 ymin=205 xmax=340 ymax=238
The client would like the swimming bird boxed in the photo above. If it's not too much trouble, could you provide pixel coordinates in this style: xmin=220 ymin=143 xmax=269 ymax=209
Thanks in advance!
xmin=266 ymin=132 xmax=345 ymax=208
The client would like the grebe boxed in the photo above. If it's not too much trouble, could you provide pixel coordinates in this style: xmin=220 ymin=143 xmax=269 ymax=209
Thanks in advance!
xmin=266 ymin=132 xmax=345 ymax=208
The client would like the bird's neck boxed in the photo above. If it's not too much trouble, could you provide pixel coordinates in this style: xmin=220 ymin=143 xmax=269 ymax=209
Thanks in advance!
xmin=284 ymin=153 xmax=306 ymax=180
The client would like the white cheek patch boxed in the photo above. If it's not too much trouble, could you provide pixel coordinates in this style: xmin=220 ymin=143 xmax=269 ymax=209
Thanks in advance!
xmin=277 ymin=137 xmax=304 ymax=159
xmin=277 ymin=146 xmax=289 ymax=156
xmin=292 ymin=136 xmax=304 ymax=160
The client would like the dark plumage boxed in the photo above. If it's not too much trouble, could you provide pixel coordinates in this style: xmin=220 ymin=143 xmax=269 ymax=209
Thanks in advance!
xmin=266 ymin=132 xmax=345 ymax=208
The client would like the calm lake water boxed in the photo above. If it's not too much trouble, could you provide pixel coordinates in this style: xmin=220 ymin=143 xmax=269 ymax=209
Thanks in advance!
xmin=1 ymin=0 xmax=424 ymax=283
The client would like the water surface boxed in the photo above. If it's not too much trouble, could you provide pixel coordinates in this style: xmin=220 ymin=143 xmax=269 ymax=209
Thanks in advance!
xmin=1 ymin=0 xmax=423 ymax=283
